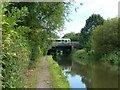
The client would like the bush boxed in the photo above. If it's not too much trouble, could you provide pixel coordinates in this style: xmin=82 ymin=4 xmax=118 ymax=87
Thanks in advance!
xmin=73 ymin=49 xmax=87 ymax=59
xmin=100 ymin=52 xmax=120 ymax=65
xmin=2 ymin=3 xmax=30 ymax=88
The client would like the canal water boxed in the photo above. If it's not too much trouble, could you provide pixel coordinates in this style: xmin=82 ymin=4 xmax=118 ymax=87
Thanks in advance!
xmin=53 ymin=55 xmax=119 ymax=89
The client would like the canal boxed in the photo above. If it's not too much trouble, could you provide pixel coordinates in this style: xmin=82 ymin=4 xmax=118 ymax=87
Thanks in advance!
xmin=53 ymin=55 xmax=119 ymax=89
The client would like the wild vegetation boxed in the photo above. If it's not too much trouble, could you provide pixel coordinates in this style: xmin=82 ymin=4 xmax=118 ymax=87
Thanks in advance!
xmin=73 ymin=15 xmax=119 ymax=65
xmin=2 ymin=2 xmax=71 ymax=88
xmin=91 ymin=18 xmax=119 ymax=64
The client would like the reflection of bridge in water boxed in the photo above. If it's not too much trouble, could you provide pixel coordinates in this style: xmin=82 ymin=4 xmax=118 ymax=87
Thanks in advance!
xmin=47 ymin=38 xmax=79 ymax=55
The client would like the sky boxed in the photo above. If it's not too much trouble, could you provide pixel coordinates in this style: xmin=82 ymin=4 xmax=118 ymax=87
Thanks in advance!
xmin=58 ymin=0 xmax=119 ymax=37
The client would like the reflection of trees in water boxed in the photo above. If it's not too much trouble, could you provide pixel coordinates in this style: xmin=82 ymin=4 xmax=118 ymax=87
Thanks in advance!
xmin=71 ymin=61 xmax=93 ymax=88
xmin=53 ymin=55 xmax=119 ymax=88
xmin=53 ymin=55 xmax=72 ymax=66
xmin=91 ymin=65 xmax=118 ymax=88
xmin=71 ymin=61 xmax=119 ymax=88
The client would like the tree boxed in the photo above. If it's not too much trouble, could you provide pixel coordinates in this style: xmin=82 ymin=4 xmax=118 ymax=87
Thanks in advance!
xmin=79 ymin=14 xmax=104 ymax=49
xmin=8 ymin=2 xmax=70 ymax=31
xmin=7 ymin=2 xmax=71 ymax=55
xmin=2 ymin=2 xmax=71 ymax=88
xmin=7 ymin=2 xmax=71 ymax=54
xmin=91 ymin=18 xmax=118 ymax=55
xmin=62 ymin=32 xmax=79 ymax=41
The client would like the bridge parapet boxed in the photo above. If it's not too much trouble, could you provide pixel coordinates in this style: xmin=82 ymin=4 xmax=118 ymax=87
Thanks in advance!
xmin=52 ymin=42 xmax=71 ymax=47
xmin=48 ymin=38 xmax=79 ymax=50
xmin=47 ymin=38 xmax=79 ymax=55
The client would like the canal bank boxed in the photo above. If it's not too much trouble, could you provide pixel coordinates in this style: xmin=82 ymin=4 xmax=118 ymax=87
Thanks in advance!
xmin=47 ymin=56 xmax=70 ymax=88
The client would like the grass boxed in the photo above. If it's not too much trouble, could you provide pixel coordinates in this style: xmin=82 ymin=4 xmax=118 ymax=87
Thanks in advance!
xmin=47 ymin=56 xmax=70 ymax=88
xmin=24 ymin=57 xmax=42 ymax=88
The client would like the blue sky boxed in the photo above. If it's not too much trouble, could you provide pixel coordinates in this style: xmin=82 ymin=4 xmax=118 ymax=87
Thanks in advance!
xmin=58 ymin=0 xmax=119 ymax=37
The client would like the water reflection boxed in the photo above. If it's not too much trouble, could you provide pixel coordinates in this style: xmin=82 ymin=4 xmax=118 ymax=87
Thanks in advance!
xmin=53 ymin=55 xmax=119 ymax=89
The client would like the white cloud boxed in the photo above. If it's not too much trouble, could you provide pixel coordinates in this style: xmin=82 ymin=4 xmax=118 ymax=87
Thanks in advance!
xmin=74 ymin=0 xmax=94 ymax=3
xmin=77 ymin=0 xmax=119 ymax=19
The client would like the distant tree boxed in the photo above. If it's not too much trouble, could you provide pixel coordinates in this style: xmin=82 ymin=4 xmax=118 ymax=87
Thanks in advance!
xmin=79 ymin=14 xmax=104 ymax=49
xmin=62 ymin=32 xmax=79 ymax=41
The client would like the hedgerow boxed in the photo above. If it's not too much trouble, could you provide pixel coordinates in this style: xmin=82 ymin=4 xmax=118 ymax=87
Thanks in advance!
xmin=2 ymin=2 xmax=70 ymax=88
xmin=2 ymin=3 xmax=31 ymax=88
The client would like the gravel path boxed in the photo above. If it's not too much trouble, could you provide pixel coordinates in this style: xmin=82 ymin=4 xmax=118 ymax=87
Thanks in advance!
xmin=37 ymin=57 xmax=51 ymax=88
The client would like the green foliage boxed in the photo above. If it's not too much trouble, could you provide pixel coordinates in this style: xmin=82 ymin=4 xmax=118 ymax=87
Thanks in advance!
xmin=72 ymin=48 xmax=101 ymax=61
xmin=79 ymin=14 xmax=104 ymax=48
xmin=91 ymin=18 xmax=118 ymax=55
xmin=2 ymin=2 xmax=71 ymax=88
xmin=74 ymin=18 xmax=119 ymax=65
xmin=62 ymin=32 xmax=79 ymax=41
xmin=10 ymin=2 xmax=69 ymax=30
xmin=10 ymin=2 xmax=70 ymax=64
xmin=2 ymin=3 xmax=30 ymax=88
xmin=100 ymin=52 xmax=120 ymax=65
xmin=73 ymin=49 xmax=87 ymax=59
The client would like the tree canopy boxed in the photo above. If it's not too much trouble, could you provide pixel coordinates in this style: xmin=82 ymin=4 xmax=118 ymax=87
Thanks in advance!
xmin=62 ymin=32 xmax=79 ymax=41
xmin=79 ymin=14 xmax=104 ymax=48
xmin=91 ymin=18 xmax=118 ymax=55
xmin=8 ymin=2 xmax=69 ymax=31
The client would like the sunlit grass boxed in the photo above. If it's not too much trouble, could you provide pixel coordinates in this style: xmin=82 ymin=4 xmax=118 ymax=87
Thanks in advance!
xmin=47 ymin=56 xmax=70 ymax=88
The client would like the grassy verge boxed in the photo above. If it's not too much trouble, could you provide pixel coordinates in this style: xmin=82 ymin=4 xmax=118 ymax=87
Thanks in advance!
xmin=47 ymin=56 xmax=70 ymax=88
xmin=24 ymin=57 xmax=42 ymax=88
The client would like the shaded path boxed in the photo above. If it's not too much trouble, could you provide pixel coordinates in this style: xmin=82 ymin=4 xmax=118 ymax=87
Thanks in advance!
xmin=37 ymin=57 xmax=51 ymax=88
